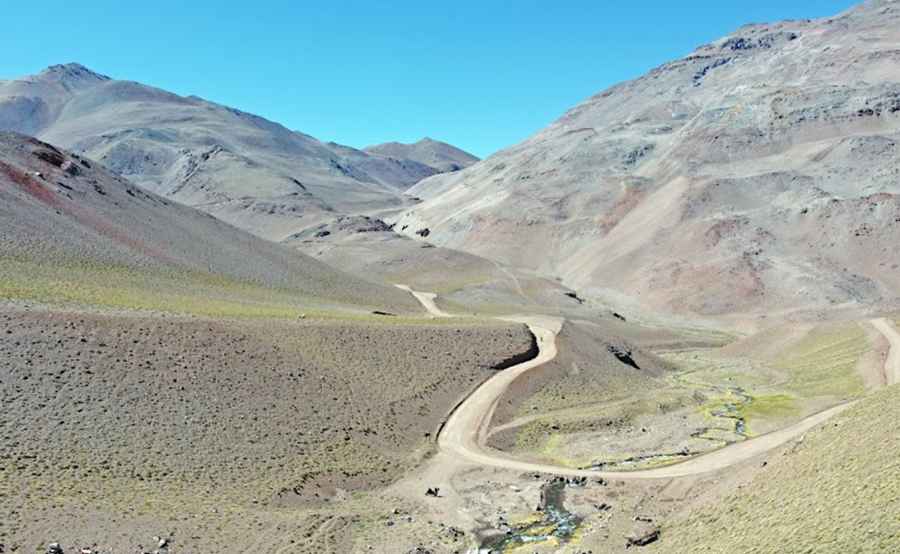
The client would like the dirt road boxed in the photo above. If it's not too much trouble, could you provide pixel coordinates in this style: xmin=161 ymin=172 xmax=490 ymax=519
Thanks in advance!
xmin=394 ymin=284 xmax=452 ymax=317
xmin=399 ymin=286 xmax=878 ymax=479
xmin=871 ymin=318 xmax=900 ymax=385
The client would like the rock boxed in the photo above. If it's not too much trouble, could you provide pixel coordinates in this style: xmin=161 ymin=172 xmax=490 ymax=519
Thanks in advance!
xmin=607 ymin=344 xmax=641 ymax=370
xmin=61 ymin=160 xmax=80 ymax=176
xmin=564 ymin=291 xmax=584 ymax=304
xmin=33 ymin=149 xmax=66 ymax=167
xmin=626 ymin=524 xmax=660 ymax=548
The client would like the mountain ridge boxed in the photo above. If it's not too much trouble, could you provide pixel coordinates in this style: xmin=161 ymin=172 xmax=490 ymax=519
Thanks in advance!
xmin=0 ymin=64 xmax=473 ymax=241
xmin=390 ymin=0 xmax=900 ymax=318
xmin=365 ymin=137 xmax=479 ymax=173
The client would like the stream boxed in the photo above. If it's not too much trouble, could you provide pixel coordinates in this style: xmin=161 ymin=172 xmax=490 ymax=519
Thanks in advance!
xmin=582 ymin=385 xmax=753 ymax=472
xmin=477 ymin=480 xmax=580 ymax=553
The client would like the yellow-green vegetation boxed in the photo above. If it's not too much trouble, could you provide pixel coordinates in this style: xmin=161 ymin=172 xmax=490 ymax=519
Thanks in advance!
xmin=0 ymin=256 xmax=322 ymax=317
xmin=0 ymin=256 xmax=484 ymax=325
xmin=522 ymin=378 xmax=666 ymax=415
xmin=516 ymin=319 xmax=874 ymax=472
xmin=773 ymin=323 xmax=868 ymax=399
xmin=663 ymin=351 xmax=791 ymax=435
xmin=658 ymin=384 xmax=900 ymax=554
xmin=513 ymin=389 xmax=696 ymax=466
xmin=738 ymin=393 xmax=800 ymax=421
xmin=664 ymin=323 xmax=871 ymax=434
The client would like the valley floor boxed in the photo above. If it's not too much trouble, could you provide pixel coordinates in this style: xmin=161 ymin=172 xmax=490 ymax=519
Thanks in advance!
xmin=2 ymin=283 xmax=897 ymax=553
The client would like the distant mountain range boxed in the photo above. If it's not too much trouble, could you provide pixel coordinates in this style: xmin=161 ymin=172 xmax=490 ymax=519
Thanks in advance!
xmin=390 ymin=0 xmax=900 ymax=317
xmin=0 ymin=63 xmax=477 ymax=241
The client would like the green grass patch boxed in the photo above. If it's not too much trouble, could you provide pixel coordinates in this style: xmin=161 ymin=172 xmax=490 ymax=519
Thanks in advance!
xmin=0 ymin=256 xmax=493 ymax=326
xmin=739 ymin=394 xmax=800 ymax=423
xmin=773 ymin=323 xmax=868 ymax=399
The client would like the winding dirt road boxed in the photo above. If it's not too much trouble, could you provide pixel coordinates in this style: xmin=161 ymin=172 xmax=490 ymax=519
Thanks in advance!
xmin=394 ymin=284 xmax=452 ymax=318
xmin=399 ymin=285 xmax=892 ymax=479
xmin=871 ymin=318 xmax=900 ymax=385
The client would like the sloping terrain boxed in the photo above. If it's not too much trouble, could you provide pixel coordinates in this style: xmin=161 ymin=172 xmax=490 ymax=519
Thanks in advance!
xmin=657 ymin=382 xmax=899 ymax=553
xmin=365 ymin=137 xmax=479 ymax=173
xmin=0 ymin=64 xmax=470 ymax=241
xmin=0 ymin=305 xmax=533 ymax=553
xmin=391 ymin=0 xmax=900 ymax=317
xmin=0 ymin=132 xmax=418 ymax=314
xmin=0 ymin=132 xmax=538 ymax=552
xmin=285 ymin=214 xmax=582 ymax=315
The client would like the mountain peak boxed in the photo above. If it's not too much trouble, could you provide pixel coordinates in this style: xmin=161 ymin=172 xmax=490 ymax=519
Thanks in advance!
xmin=37 ymin=63 xmax=110 ymax=86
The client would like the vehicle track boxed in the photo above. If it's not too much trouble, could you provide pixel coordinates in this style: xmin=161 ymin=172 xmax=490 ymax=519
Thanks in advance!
xmin=398 ymin=286 xmax=891 ymax=479
xmin=871 ymin=318 xmax=900 ymax=385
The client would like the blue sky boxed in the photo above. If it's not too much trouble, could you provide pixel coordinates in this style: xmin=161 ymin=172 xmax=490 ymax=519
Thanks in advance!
xmin=2 ymin=1 xmax=857 ymax=157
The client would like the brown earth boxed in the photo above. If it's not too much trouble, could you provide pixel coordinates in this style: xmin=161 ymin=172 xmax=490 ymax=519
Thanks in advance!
xmin=0 ymin=305 xmax=533 ymax=552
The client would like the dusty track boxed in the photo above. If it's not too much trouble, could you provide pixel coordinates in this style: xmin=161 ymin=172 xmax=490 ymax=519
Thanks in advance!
xmin=394 ymin=284 xmax=452 ymax=317
xmin=398 ymin=286 xmax=895 ymax=479
xmin=871 ymin=318 xmax=900 ymax=385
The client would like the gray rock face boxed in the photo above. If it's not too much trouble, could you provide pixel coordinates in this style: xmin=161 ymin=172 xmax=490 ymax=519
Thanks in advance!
xmin=390 ymin=1 xmax=900 ymax=316
xmin=0 ymin=64 xmax=470 ymax=242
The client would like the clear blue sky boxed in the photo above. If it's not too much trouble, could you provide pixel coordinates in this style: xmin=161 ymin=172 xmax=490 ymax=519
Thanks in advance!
xmin=2 ymin=0 xmax=857 ymax=157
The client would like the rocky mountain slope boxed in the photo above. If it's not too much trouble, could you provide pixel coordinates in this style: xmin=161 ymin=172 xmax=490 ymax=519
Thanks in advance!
xmin=390 ymin=0 xmax=900 ymax=317
xmin=0 ymin=64 xmax=468 ymax=241
xmin=365 ymin=137 xmax=479 ymax=173
xmin=0 ymin=131 xmax=418 ymax=312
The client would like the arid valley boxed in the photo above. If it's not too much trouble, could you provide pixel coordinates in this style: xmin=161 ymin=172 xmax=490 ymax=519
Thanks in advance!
xmin=2 ymin=1 xmax=899 ymax=553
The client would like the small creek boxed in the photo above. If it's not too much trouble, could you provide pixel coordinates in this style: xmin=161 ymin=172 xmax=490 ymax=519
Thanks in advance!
xmin=582 ymin=385 xmax=753 ymax=472
xmin=477 ymin=480 xmax=580 ymax=553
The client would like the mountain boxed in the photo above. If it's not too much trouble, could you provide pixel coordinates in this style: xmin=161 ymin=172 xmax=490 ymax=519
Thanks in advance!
xmin=0 ymin=131 xmax=419 ymax=313
xmin=390 ymin=0 xmax=900 ymax=318
xmin=365 ymin=137 xmax=479 ymax=173
xmin=0 ymin=64 xmax=469 ymax=241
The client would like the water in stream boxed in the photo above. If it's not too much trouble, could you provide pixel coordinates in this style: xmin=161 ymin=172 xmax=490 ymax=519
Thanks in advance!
xmin=582 ymin=386 xmax=753 ymax=472
xmin=478 ymin=480 xmax=580 ymax=553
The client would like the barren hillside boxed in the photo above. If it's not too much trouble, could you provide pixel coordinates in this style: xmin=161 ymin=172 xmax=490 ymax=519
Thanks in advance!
xmin=391 ymin=0 xmax=900 ymax=317
xmin=0 ymin=64 xmax=469 ymax=241
xmin=0 ymin=132 xmax=418 ymax=313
